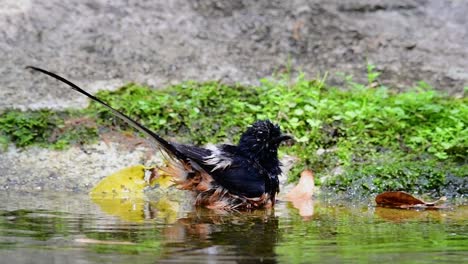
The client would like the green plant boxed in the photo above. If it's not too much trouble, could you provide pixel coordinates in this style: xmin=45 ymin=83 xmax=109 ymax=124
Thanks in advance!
xmin=366 ymin=63 xmax=381 ymax=86
xmin=1 ymin=70 xmax=466 ymax=195
xmin=0 ymin=110 xmax=59 ymax=147
xmin=90 ymin=75 xmax=466 ymax=195
xmin=0 ymin=110 xmax=98 ymax=149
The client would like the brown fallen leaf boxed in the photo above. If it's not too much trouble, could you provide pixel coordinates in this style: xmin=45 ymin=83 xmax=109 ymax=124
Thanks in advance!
xmin=284 ymin=170 xmax=315 ymax=218
xmin=375 ymin=191 xmax=447 ymax=210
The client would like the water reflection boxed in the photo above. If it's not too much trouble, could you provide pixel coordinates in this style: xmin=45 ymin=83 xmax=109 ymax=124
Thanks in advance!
xmin=160 ymin=208 xmax=279 ymax=263
xmin=0 ymin=192 xmax=466 ymax=264
xmin=374 ymin=206 xmax=445 ymax=222
xmin=91 ymin=193 xmax=284 ymax=263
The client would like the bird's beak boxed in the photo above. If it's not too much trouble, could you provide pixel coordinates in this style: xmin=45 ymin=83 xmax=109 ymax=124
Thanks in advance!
xmin=275 ymin=134 xmax=295 ymax=145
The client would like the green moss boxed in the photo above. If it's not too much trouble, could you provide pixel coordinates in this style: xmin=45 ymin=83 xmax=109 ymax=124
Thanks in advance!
xmin=0 ymin=110 xmax=58 ymax=147
xmin=1 ymin=69 xmax=466 ymax=195
xmin=0 ymin=109 xmax=98 ymax=149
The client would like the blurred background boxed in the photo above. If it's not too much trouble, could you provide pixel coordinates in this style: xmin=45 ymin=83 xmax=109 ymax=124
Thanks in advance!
xmin=1 ymin=0 xmax=467 ymax=110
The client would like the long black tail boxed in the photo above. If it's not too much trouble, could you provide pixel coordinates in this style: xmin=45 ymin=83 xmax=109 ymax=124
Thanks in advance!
xmin=26 ymin=66 xmax=187 ymax=161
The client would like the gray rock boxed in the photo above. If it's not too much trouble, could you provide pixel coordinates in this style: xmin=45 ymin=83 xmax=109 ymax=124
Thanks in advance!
xmin=0 ymin=0 xmax=466 ymax=111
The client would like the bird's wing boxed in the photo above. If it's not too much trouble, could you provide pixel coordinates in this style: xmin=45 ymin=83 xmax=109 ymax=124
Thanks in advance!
xmin=172 ymin=143 xmax=212 ymax=162
xmin=210 ymin=158 xmax=266 ymax=198
xmin=172 ymin=143 xmax=265 ymax=197
xmin=175 ymin=143 xmax=267 ymax=198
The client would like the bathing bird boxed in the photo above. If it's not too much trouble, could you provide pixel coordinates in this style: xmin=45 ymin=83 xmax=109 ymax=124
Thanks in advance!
xmin=27 ymin=66 xmax=293 ymax=210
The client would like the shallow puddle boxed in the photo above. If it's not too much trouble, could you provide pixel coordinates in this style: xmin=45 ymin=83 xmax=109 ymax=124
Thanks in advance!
xmin=0 ymin=192 xmax=466 ymax=263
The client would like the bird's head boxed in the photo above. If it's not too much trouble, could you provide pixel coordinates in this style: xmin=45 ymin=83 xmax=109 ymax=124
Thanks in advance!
xmin=238 ymin=120 xmax=293 ymax=163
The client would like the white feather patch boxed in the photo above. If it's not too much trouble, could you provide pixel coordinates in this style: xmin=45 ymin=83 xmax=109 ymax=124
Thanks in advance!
xmin=204 ymin=144 xmax=233 ymax=171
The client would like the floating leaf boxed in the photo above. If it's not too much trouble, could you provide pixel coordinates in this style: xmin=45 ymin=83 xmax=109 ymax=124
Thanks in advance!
xmin=89 ymin=165 xmax=181 ymax=222
xmin=90 ymin=165 xmax=151 ymax=199
xmin=284 ymin=170 xmax=315 ymax=218
xmin=376 ymin=191 xmax=424 ymax=206
xmin=89 ymin=165 xmax=150 ymax=222
xmin=375 ymin=191 xmax=447 ymax=210
xmin=152 ymin=170 xmax=176 ymax=189
xmin=91 ymin=196 xmax=148 ymax=222
xmin=153 ymin=197 xmax=180 ymax=224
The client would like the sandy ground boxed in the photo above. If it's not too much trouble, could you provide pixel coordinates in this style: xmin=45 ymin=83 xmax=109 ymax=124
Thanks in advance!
xmin=0 ymin=142 xmax=161 ymax=191
xmin=0 ymin=0 xmax=467 ymax=191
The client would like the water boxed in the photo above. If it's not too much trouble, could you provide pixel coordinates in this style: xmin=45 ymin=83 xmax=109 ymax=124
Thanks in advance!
xmin=0 ymin=192 xmax=466 ymax=263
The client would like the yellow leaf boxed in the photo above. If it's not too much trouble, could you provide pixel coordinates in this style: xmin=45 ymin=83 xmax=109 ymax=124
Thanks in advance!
xmin=89 ymin=165 xmax=150 ymax=199
xmin=91 ymin=196 xmax=147 ymax=222
xmin=89 ymin=165 xmax=152 ymax=222
xmin=151 ymin=197 xmax=180 ymax=224
xmin=153 ymin=172 xmax=175 ymax=189
xmin=89 ymin=165 xmax=181 ymax=223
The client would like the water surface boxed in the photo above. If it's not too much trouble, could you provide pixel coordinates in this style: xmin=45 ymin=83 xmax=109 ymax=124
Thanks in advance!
xmin=0 ymin=192 xmax=466 ymax=263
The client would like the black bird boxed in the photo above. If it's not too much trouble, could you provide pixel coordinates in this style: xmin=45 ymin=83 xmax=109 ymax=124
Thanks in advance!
xmin=27 ymin=66 xmax=293 ymax=210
